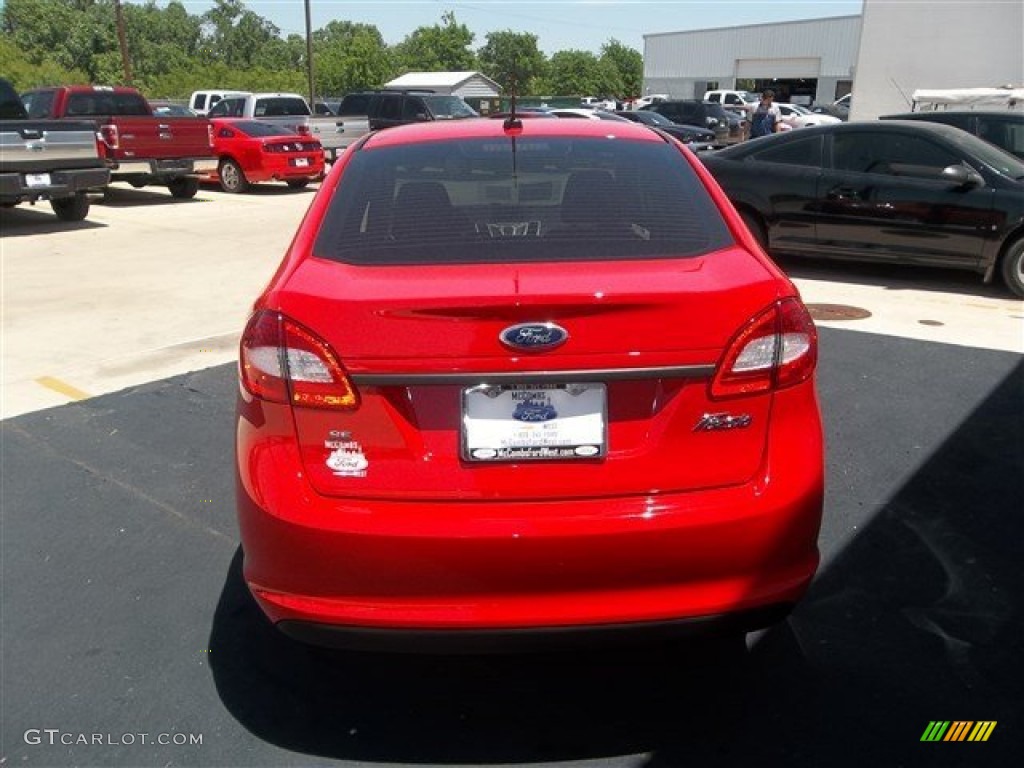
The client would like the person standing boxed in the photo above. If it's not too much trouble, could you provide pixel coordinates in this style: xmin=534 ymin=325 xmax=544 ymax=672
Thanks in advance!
xmin=750 ymin=89 xmax=782 ymax=138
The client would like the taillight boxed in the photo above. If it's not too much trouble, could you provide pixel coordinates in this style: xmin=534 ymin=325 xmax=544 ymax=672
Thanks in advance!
xmin=99 ymin=123 xmax=119 ymax=150
xmin=710 ymin=298 xmax=817 ymax=399
xmin=240 ymin=310 xmax=359 ymax=410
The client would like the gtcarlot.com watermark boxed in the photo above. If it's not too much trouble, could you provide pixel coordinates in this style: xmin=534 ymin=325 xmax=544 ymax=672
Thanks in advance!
xmin=24 ymin=729 xmax=202 ymax=746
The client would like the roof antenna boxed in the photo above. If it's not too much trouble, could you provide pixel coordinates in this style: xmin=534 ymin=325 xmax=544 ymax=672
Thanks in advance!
xmin=503 ymin=72 xmax=522 ymax=133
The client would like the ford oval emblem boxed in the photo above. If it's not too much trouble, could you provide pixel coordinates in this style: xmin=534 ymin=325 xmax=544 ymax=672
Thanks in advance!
xmin=499 ymin=322 xmax=569 ymax=351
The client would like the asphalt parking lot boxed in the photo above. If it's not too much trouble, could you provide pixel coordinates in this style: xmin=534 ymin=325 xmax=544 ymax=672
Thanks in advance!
xmin=2 ymin=179 xmax=1022 ymax=766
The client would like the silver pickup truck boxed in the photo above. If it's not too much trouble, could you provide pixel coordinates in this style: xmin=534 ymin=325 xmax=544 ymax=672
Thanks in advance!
xmin=205 ymin=91 xmax=360 ymax=162
xmin=0 ymin=77 xmax=110 ymax=221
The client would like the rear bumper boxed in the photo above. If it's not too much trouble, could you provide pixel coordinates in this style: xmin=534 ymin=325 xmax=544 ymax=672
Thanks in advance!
xmin=236 ymin=383 xmax=824 ymax=638
xmin=0 ymin=167 xmax=110 ymax=202
xmin=112 ymin=156 xmax=217 ymax=178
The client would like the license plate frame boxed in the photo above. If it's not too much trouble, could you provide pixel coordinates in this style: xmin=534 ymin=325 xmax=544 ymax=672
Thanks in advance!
xmin=461 ymin=383 xmax=607 ymax=462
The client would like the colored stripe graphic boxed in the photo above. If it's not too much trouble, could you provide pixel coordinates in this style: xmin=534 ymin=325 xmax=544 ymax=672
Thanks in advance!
xmin=922 ymin=721 xmax=996 ymax=742
xmin=921 ymin=721 xmax=950 ymax=741
xmin=968 ymin=722 xmax=997 ymax=742
xmin=944 ymin=721 xmax=972 ymax=741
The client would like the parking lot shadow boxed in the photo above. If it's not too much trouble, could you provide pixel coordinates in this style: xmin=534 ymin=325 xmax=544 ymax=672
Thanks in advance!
xmin=773 ymin=253 xmax=1016 ymax=301
xmin=0 ymin=205 xmax=107 ymax=235
xmin=209 ymin=359 xmax=1022 ymax=766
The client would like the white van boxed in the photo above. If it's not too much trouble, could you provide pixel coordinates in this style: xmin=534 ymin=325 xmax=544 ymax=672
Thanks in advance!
xmin=188 ymin=90 xmax=246 ymax=116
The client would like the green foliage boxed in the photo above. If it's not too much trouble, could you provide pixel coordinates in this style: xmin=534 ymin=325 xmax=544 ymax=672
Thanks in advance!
xmin=542 ymin=49 xmax=624 ymax=98
xmin=0 ymin=35 xmax=90 ymax=90
xmin=312 ymin=21 xmax=395 ymax=96
xmin=601 ymin=39 xmax=643 ymax=98
xmin=0 ymin=3 xmax=643 ymax=101
xmin=478 ymin=30 xmax=547 ymax=96
xmin=393 ymin=11 xmax=477 ymax=73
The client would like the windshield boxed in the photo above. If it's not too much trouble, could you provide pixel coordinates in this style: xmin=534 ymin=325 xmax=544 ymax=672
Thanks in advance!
xmin=738 ymin=92 xmax=759 ymax=104
xmin=422 ymin=95 xmax=478 ymax=119
xmin=235 ymin=121 xmax=298 ymax=137
xmin=313 ymin=136 xmax=731 ymax=266
xmin=787 ymin=104 xmax=812 ymax=115
xmin=254 ymin=97 xmax=311 ymax=117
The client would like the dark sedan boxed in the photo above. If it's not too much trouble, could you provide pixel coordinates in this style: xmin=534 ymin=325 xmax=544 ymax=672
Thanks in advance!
xmin=700 ymin=121 xmax=1024 ymax=296
xmin=642 ymin=100 xmax=747 ymax=145
xmin=614 ymin=109 xmax=716 ymax=149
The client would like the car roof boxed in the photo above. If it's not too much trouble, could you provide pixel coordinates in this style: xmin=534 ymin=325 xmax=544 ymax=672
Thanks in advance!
xmin=712 ymin=119 xmax=999 ymax=157
xmin=360 ymin=117 xmax=664 ymax=149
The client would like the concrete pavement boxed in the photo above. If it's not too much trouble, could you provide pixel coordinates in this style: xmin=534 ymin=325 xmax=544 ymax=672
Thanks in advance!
xmin=2 ymin=181 xmax=1022 ymax=418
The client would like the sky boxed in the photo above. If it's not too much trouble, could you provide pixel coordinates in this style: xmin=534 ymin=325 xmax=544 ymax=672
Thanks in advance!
xmin=136 ymin=1 xmax=865 ymax=55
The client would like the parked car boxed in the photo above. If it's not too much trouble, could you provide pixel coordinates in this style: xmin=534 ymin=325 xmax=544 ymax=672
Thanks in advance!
xmin=613 ymin=108 xmax=717 ymax=149
xmin=21 ymin=84 xmax=215 ymax=198
xmin=700 ymin=120 xmax=1024 ymax=296
xmin=810 ymin=93 xmax=851 ymax=121
xmin=580 ymin=96 xmax=617 ymax=110
xmin=642 ymin=100 xmax=747 ymax=145
xmin=703 ymin=89 xmax=760 ymax=118
xmin=880 ymin=110 xmax=1024 ymax=160
xmin=547 ymin=108 xmax=631 ymax=121
xmin=0 ymin=76 xmax=110 ymax=221
xmin=149 ymin=100 xmax=197 ymax=117
xmin=204 ymin=119 xmax=324 ymax=193
xmin=775 ymin=102 xmax=842 ymax=129
xmin=188 ymin=89 xmax=246 ymax=116
xmin=366 ymin=90 xmax=478 ymax=131
xmin=235 ymin=117 xmax=824 ymax=651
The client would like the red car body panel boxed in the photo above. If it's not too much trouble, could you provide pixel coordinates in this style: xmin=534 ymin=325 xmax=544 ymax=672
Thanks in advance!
xmin=235 ymin=119 xmax=824 ymax=644
xmin=208 ymin=118 xmax=324 ymax=184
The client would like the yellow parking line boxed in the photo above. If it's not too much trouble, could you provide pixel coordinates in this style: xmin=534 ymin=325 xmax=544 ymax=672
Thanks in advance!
xmin=35 ymin=376 xmax=91 ymax=401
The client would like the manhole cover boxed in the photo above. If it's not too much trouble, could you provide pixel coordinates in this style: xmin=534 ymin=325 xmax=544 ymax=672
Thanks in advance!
xmin=806 ymin=303 xmax=872 ymax=321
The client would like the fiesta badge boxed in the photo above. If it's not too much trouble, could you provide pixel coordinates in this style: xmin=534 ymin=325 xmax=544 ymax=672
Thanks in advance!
xmin=499 ymin=322 xmax=569 ymax=351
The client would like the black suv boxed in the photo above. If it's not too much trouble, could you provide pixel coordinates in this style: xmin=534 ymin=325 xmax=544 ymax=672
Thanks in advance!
xmin=880 ymin=111 xmax=1024 ymax=160
xmin=642 ymin=100 xmax=747 ymax=145
xmin=367 ymin=90 xmax=477 ymax=131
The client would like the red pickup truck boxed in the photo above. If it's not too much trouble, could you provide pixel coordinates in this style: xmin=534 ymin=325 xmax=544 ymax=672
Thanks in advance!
xmin=21 ymin=85 xmax=217 ymax=199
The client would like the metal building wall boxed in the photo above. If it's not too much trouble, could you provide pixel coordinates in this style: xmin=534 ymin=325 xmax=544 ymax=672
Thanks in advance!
xmin=643 ymin=16 xmax=861 ymax=102
xmin=852 ymin=0 xmax=1024 ymax=119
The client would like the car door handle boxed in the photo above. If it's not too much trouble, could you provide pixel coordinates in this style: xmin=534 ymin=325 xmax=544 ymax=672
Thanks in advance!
xmin=826 ymin=186 xmax=861 ymax=200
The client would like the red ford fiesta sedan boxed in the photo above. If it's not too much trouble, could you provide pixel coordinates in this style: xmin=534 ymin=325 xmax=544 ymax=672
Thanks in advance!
xmin=235 ymin=117 xmax=824 ymax=650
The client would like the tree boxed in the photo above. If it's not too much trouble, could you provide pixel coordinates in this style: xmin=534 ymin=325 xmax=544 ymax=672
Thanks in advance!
xmin=313 ymin=20 xmax=394 ymax=95
xmin=200 ymin=0 xmax=281 ymax=70
xmin=393 ymin=11 xmax=476 ymax=72
xmin=542 ymin=50 xmax=623 ymax=98
xmin=477 ymin=30 xmax=547 ymax=96
xmin=600 ymin=39 xmax=642 ymax=98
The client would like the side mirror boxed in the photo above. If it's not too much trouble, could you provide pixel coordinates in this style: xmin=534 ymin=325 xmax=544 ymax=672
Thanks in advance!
xmin=940 ymin=164 xmax=984 ymax=188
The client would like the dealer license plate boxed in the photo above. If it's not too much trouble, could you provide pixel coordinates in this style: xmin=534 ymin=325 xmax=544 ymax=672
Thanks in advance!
xmin=462 ymin=383 xmax=606 ymax=461
xmin=293 ymin=157 xmax=309 ymax=167
xmin=25 ymin=173 xmax=51 ymax=188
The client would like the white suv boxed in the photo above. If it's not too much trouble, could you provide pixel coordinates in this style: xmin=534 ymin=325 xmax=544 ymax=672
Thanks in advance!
xmin=704 ymin=89 xmax=759 ymax=117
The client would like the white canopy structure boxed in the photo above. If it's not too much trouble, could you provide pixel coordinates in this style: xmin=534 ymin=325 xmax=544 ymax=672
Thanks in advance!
xmin=911 ymin=87 xmax=1024 ymax=110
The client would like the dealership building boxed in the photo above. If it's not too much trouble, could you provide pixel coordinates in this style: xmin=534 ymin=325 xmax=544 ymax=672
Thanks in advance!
xmin=641 ymin=0 xmax=1024 ymax=119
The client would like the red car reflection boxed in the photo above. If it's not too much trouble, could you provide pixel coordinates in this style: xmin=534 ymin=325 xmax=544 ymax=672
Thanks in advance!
xmin=206 ymin=119 xmax=324 ymax=193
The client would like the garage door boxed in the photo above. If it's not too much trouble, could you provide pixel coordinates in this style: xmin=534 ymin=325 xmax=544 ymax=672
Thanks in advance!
xmin=736 ymin=58 xmax=821 ymax=78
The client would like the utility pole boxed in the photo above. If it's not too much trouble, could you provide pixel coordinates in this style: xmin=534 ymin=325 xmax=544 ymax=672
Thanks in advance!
xmin=113 ymin=0 xmax=133 ymax=84
xmin=304 ymin=0 xmax=315 ymax=109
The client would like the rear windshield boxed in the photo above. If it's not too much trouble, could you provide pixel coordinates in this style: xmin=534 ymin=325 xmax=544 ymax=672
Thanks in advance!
xmin=234 ymin=120 xmax=297 ymax=137
xmin=313 ymin=136 xmax=732 ymax=265
xmin=253 ymin=97 xmax=310 ymax=117
xmin=422 ymin=95 xmax=478 ymax=119
xmin=65 ymin=91 xmax=150 ymax=116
